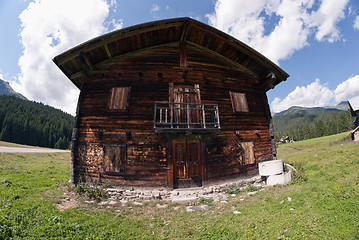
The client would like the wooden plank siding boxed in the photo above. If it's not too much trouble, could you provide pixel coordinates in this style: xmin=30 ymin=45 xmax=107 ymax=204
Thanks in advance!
xmin=53 ymin=18 xmax=290 ymax=188
xmin=70 ymin=44 xmax=275 ymax=187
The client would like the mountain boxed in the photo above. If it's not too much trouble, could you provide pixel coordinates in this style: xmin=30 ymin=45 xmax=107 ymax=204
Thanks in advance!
xmin=0 ymin=79 xmax=27 ymax=100
xmin=0 ymin=95 xmax=74 ymax=149
xmin=273 ymin=102 xmax=353 ymax=141
xmin=273 ymin=101 xmax=349 ymax=118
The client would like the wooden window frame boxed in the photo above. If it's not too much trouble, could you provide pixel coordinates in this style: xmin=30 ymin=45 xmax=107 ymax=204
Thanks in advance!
xmin=229 ymin=91 xmax=249 ymax=113
xmin=103 ymin=144 xmax=126 ymax=175
xmin=108 ymin=87 xmax=131 ymax=111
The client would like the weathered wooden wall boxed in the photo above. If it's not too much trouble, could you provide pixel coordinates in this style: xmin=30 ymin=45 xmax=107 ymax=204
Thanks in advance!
xmin=74 ymin=44 xmax=273 ymax=187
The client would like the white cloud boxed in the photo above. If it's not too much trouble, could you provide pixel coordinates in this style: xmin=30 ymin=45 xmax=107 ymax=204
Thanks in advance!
xmin=354 ymin=16 xmax=359 ymax=30
xmin=14 ymin=0 xmax=120 ymax=115
xmin=310 ymin=0 xmax=348 ymax=42
xmin=206 ymin=0 xmax=349 ymax=63
xmin=271 ymin=79 xmax=333 ymax=113
xmin=151 ymin=4 xmax=160 ymax=14
xmin=334 ymin=75 xmax=359 ymax=102
xmin=348 ymin=95 xmax=359 ymax=107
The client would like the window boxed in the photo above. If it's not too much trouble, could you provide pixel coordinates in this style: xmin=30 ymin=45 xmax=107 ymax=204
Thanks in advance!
xmin=230 ymin=92 xmax=248 ymax=112
xmin=108 ymin=87 xmax=131 ymax=110
xmin=103 ymin=144 xmax=126 ymax=174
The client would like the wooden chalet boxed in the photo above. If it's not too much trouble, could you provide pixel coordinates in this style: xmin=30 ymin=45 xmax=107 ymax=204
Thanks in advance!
xmin=53 ymin=18 xmax=289 ymax=188
xmin=349 ymin=100 xmax=359 ymax=141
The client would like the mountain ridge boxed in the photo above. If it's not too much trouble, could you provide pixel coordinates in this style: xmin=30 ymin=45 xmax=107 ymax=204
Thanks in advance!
xmin=272 ymin=101 xmax=353 ymax=140
xmin=272 ymin=101 xmax=349 ymax=117
xmin=0 ymin=79 xmax=27 ymax=100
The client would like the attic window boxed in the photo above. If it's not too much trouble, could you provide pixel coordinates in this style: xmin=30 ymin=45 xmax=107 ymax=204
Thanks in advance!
xmin=104 ymin=144 xmax=126 ymax=174
xmin=230 ymin=92 xmax=248 ymax=112
xmin=108 ymin=87 xmax=131 ymax=110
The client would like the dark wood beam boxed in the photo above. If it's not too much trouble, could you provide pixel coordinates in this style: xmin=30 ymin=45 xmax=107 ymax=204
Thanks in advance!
xmin=92 ymin=42 xmax=179 ymax=70
xmin=55 ymin=22 xmax=183 ymax=65
xmin=104 ymin=44 xmax=112 ymax=58
xmin=186 ymin=41 xmax=260 ymax=80
xmin=78 ymin=52 xmax=93 ymax=80
xmin=179 ymin=21 xmax=189 ymax=67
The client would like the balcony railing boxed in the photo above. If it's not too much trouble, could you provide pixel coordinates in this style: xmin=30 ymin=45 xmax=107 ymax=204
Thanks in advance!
xmin=154 ymin=102 xmax=220 ymax=133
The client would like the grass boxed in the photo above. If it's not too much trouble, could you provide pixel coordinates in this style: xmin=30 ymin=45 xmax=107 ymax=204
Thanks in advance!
xmin=0 ymin=141 xmax=67 ymax=150
xmin=0 ymin=141 xmax=38 ymax=148
xmin=0 ymin=133 xmax=358 ymax=239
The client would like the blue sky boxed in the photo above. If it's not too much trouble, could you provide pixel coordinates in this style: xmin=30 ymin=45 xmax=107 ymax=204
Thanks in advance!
xmin=1 ymin=0 xmax=359 ymax=115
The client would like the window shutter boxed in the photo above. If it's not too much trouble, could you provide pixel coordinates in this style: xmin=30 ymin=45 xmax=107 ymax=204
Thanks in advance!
xmin=230 ymin=92 xmax=248 ymax=112
xmin=109 ymin=87 xmax=131 ymax=110
xmin=104 ymin=144 xmax=126 ymax=174
xmin=241 ymin=142 xmax=255 ymax=165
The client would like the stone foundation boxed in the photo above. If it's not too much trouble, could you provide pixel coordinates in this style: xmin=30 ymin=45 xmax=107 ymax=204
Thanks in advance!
xmin=106 ymin=175 xmax=263 ymax=203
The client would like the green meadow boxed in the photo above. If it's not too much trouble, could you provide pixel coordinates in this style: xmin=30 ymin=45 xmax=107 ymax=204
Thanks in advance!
xmin=0 ymin=133 xmax=358 ymax=239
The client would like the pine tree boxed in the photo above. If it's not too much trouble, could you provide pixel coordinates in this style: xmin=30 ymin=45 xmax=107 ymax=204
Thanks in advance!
xmin=0 ymin=95 xmax=73 ymax=148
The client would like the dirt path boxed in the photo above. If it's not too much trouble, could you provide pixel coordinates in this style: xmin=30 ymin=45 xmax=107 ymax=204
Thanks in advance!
xmin=0 ymin=146 xmax=70 ymax=153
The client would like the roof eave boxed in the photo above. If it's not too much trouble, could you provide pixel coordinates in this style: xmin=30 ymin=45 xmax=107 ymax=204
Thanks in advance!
xmin=53 ymin=17 xmax=289 ymax=91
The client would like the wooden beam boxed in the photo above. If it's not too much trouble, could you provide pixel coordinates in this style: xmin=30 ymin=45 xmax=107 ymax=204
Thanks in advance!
xmin=92 ymin=42 xmax=179 ymax=70
xmin=69 ymin=42 xmax=180 ymax=86
xmin=260 ymin=70 xmax=277 ymax=91
xmin=179 ymin=21 xmax=189 ymax=67
xmin=55 ymin=22 xmax=183 ymax=65
xmin=104 ymin=44 xmax=112 ymax=58
xmin=78 ymin=52 xmax=93 ymax=80
xmin=186 ymin=41 xmax=260 ymax=80
xmin=190 ymin=23 xmax=289 ymax=81
xmin=70 ymin=71 xmax=84 ymax=80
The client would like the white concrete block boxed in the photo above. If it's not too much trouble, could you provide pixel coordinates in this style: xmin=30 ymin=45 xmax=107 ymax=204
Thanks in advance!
xmin=266 ymin=171 xmax=292 ymax=186
xmin=258 ymin=160 xmax=283 ymax=176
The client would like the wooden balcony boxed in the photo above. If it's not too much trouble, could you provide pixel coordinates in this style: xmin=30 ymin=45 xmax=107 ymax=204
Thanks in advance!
xmin=154 ymin=102 xmax=221 ymax=133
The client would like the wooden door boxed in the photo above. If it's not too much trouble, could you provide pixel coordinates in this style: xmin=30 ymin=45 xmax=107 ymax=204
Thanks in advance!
xmin=170 ymin=84 xmax=201 ymax=128
xmin=172 ymin=139 xmax=202 ymax=188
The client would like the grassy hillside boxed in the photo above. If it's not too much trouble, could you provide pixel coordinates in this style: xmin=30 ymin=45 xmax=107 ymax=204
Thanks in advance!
xmin=273 ymin=107 xmax=354 ymax=141
xmin=0 ymin=134 xmax=358 ymax=239
xmin=273 ymin=102 xmax=350 ymax=133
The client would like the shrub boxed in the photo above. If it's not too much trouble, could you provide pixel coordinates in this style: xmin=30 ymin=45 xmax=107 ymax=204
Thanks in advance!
xmin=70 ymin=180 xmax=107 ymax=202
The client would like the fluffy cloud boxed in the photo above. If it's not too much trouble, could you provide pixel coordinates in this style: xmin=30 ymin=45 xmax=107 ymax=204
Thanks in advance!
xmin=311 ymin=0 xmax=348 ymax=42
xmin=271 ymin=79 xmax=333 ymax=113
xmin=354 ymin=16 xmax=359 ymax=30
xmin=13 ymin=0 xmax=122 ymax=115
xmin=207 ymin=0 xmax=349 ymax=63
xmin=271 ymin=75 xmax=359 ymax=113
xmin=334 ymin=75 xmax=359 ymax=102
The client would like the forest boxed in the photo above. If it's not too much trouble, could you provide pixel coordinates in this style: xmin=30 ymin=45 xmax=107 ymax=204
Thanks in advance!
xmin=0 ymin=95 xmax=74 ymax=149
xmin=274 ymin=110 xmax=354 ymax=142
